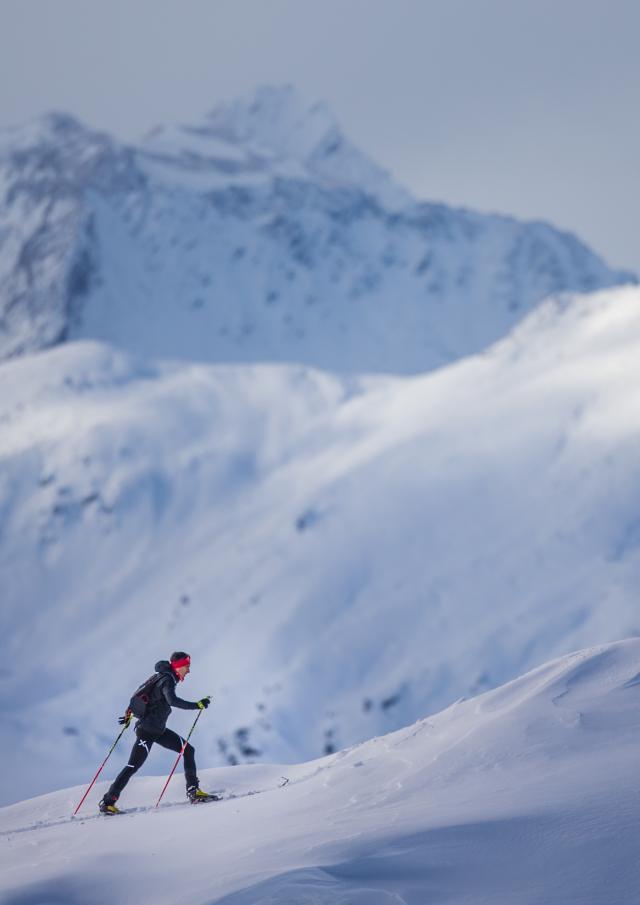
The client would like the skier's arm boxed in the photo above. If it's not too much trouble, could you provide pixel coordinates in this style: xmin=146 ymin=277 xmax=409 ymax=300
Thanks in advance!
xmin=161 ymin=678 xmax=199 ymax=711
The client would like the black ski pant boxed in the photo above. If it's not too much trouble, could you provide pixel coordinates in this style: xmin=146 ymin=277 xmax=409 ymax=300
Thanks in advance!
xmin=106 ymin=726 xmax=198 ymax=802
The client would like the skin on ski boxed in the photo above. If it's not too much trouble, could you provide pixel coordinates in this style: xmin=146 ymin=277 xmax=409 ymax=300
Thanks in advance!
xmin=102 ymin=799 xmax=221 ymax=815
xmin=110 ymin=793 xmax=223 ymax=815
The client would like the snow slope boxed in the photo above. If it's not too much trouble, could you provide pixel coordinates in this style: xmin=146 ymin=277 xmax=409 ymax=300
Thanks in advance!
xmin=2 ymin=639 xmax=640 ymax=904
xmin=1 ymin=283 xmax=639 ymax=807
xmin=0 ymin=86 xmax=633 ymax=371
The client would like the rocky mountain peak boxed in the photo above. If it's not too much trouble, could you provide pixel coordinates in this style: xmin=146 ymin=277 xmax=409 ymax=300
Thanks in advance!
xmin=141 ymin=85 xmax=411 ymax=208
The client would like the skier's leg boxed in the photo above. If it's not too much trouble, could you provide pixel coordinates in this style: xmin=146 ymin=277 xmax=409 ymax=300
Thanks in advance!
xmin=104 ymin=730 xmax=155 ymax=803
xmin=156 ymin=728 xmax=198 ymax=789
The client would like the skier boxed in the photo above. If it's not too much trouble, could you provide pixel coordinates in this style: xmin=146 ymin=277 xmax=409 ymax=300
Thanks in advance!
xmin=99 ymin=652 xmax=215 ymax=814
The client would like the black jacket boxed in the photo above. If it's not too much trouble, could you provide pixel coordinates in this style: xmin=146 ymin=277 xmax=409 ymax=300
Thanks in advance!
xmin=136 ymin=660 xmax=200 ymax=735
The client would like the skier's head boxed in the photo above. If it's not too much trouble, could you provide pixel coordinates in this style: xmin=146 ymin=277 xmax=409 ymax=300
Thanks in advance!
xmin=170 ymin=651 xmax=191 ymax=681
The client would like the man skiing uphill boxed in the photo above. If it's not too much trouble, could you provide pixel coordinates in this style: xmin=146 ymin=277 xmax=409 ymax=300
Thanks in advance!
xmin=99 ymin=652 xmax=216 ymax=814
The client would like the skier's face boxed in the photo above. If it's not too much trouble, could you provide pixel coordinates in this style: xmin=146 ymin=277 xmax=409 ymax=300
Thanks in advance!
xmin=176 ymin=663 xmax=190 ymax=680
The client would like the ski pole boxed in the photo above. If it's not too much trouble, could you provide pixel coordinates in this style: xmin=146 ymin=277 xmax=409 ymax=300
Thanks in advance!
xmin=72 ymin=721 xmax=130 ymax=816
xmin=155 ymin=707 xmax=205 ymax=808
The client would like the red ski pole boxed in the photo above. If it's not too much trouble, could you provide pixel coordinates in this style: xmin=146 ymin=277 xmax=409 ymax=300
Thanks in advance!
xmin=72 ymin=721 xmax=130 ymax=816
xmin=155 ymin=708 xmax=204 ymax=808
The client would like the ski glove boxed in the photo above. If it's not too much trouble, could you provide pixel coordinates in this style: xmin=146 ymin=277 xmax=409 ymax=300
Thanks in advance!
xmin=197 ymin=697 xmax=211 ymax=710
xmin=118 ymin=710 xmax=133 ymax=727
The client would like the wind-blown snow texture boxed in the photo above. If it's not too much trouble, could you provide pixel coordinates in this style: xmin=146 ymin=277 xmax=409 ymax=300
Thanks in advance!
xmin=2 ymin=640 xmax=640 ymax=904
xmin=1 ymin=282 xmax=640 ymax=807
xmin=0 ymin=86 xmax=634 ymax=371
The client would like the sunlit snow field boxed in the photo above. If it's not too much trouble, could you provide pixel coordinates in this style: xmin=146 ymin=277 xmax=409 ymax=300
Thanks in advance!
xmin=2 ymin=640 xmax=639 ymax=904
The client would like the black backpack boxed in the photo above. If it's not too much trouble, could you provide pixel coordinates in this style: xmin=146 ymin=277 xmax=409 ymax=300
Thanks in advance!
xmin=128 ymin=673 xmax=162 ymax=719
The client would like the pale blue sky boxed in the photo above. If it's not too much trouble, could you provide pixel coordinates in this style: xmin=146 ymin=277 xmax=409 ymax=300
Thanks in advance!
xmin=1 ymin=0 xmax=638 ymax=272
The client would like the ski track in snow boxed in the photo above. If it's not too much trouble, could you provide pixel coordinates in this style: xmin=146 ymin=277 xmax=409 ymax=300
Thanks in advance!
xmin=0 ymin=777 xmax=297 ymax=838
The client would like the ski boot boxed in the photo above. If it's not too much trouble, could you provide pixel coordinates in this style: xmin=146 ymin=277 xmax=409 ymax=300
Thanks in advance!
xmin=99 ymin=795 xmax=121 ymax=815
xmin=187 ymin=785 xmax=221 ymax=804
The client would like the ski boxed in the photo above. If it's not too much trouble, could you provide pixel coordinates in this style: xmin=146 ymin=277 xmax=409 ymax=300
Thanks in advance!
xmin=189 ymin=793 xmax=222 ymax=804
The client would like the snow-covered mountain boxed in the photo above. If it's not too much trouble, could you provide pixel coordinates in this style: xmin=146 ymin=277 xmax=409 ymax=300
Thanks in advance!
xmin=0 ymin=86 xmax=634 ymax=371
xmin=2 ymin=640 xmax=640 ymax=904
xmin=1 ymin=282 xmax=639 ymax=807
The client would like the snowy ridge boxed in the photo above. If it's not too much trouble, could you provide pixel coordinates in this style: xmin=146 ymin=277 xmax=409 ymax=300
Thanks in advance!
xmin=144 ymin=85 xmax=411 ymax=209
xmin=0 ymin=113 xmax=141 ymax=357
xmin=0 ymin=86 xmax=634 ymax=369
xmin=2 ymin=640 xmax=640 ymax=903
xmin=1 ymin=284 xmax=639 ymax=806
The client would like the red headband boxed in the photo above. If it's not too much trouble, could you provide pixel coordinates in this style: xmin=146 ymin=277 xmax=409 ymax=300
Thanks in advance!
xmin=171 ymin=656 xmax=191 ymax=671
